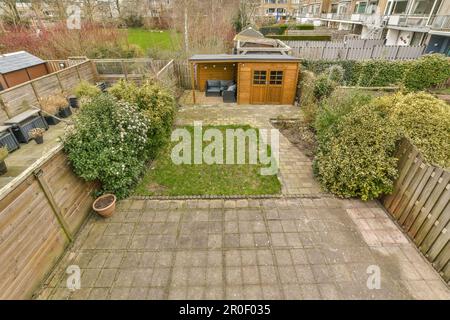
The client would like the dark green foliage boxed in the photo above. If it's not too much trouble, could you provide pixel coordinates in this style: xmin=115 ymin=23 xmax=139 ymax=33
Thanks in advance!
xmin=292 ymin=24 xmax=315 ymax=30
xmin=64 ymin=94 xmax=151 ymax=199
xmin=403 ymin=54 xmax=450 ymax=91
xmin=313 ymin=75 xmax=336 ymax=101
xmin=259 ymin=25 xmax=288 ymax=35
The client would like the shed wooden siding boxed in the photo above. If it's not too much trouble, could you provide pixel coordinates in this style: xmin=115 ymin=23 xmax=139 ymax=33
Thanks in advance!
xmin=0 ymin=149 xmax=96 ymax=299
xmin=237 ymin=62 xmax=299 ymax=105
xmin=1 ymin=63 xmax=49 ymax=89
xmin=196 ymin=63 xmax=237 ymax=91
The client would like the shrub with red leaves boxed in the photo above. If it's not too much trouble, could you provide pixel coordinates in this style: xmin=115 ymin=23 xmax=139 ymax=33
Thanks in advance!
xmin=0 ymin=23 xmax=143 ymax=59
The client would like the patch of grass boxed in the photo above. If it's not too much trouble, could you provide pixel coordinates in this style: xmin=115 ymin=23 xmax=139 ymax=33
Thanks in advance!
xmin=134 ymin=125 xmax=281 ymax=196
xmin=126 ymin=28 xmax=181 ymax=51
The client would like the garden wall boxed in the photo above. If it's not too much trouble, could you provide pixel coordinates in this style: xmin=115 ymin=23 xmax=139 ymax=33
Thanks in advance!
xmin=0 ymin=146 xmax=96 ymax=299
xmin=383 ymin=138 xmax=450 ymax=283
xmin=0 ymin=60 xmax=97 ymax=120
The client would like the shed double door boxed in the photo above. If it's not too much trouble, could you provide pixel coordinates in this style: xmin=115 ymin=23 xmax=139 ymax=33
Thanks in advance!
xmin=250 ymin=69 xmax=284 ymax=104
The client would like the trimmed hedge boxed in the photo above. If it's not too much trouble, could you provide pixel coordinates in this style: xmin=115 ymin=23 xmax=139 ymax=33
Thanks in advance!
xmin=403 ymin=54 xmax=450 ymax=91
xmin=313 ymin=91 xmax=450 ymax=200
xmin=293 ymin=24 xmax=315 ymax=30
xmin=268 ymin=35 xmax=331 ymax=41
xmin=301 ymin=54 xmax=450 ymax=89
xmin=259 ymin=25 xmax=288 ymax=35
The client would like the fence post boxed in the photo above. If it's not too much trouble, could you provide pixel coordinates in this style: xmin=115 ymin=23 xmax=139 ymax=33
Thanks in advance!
xmin=34 ymin=169 xmax=73 ymax=242
xmin=0 ymin=95 xmax=11 ymax=118
xmin=394 ymin=46 xmax=401 ymax=60
xmin=55 ymin=72 xmax=64 ymax=92
xmin=345 ymin=47 xmax=350 ymax=59
xmin=121 ymin=60 xmax=128 ymax=80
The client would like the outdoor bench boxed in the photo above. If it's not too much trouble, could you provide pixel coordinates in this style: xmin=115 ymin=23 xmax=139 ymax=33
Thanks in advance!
xmin=4 ymin=109 xmax=49 ymax=143
xmin=0 ymin=125 xmax=20 ymax=152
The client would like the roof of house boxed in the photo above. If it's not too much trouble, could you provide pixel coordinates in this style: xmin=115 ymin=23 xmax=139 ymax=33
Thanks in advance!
xmin=234 ymin=35 xmax=279 ymax=46
xmin=234 ymin=27 xmax=264 ymax=40
xmin=0 ymin=51 xmax=45 ymax=74
xmin=189 ymin=54 xmax=301 ymax=62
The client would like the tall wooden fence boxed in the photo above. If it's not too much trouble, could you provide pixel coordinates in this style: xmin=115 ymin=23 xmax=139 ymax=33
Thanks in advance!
xmin=0 ymin=146 xmax=96 ymax=299
xmin=286 ymin=39 xmax=385 ymax=49
xmin=0 ymin=60 xmax=96 ymax=122
xmin=286 ymin=40 xmax=425 ymax=61
xmin=382 ymin=138 xmax=450 ymax=283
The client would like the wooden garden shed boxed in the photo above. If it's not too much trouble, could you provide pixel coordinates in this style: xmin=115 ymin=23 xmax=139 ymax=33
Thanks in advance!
xmin=0 ymin=51 xmax=49 ymax=91
xmin=189 ymin=54 xmax=301 ymax=105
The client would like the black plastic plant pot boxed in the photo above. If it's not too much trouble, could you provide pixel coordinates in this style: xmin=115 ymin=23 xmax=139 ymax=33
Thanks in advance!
xmin=35 ymin=136 xmax=44 ymax=144
xmin=68 ymin=96 xmax=79 ymax=108
xmin=44 ymin=115 xmax=60 ymax=126
xmin=0 ymin=160 xmax=7 ymax=176
xmin=59 ymin=106 xmax=72 ymax=118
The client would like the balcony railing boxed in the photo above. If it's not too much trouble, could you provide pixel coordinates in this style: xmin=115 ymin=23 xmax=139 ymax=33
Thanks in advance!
xmin=320 ymin=13 xmax=352 ymax=21
xmin=387 ymin=14 xmax=429 ymax=28
xmin=428 ymin=15 xmax=450 ymax=30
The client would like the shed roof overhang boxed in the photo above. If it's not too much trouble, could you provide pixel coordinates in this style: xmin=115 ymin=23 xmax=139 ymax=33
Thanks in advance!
xmin=189 ymin=54 xmax=301 ymax=63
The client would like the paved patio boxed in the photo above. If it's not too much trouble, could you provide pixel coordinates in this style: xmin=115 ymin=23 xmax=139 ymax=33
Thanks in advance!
xmin=0 ymin=121 xmax=67 ymax=188
xmin=34 ymin=103 xmax=450 ymax=300
xmin=35 ymin=198 xmax=449 ymax=300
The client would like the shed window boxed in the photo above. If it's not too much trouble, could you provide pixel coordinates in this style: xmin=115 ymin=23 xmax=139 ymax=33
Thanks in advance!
xmin=270 ymin=71 xmax=283 ymax=85
xmin=253 ymin=71 xmax=267 ymax=84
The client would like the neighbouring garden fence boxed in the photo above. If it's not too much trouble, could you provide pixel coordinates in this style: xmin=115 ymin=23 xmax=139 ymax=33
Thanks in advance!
xmin=287 ymin=41 xmax=425 ymax=61
xmin=286 ymin=39 xmax=385 ymax=49
xmin=0 ymin=146 xmax=96 ymax=299
xmin=382 ymin=138 xmax=450 ymax=283
xmin=92 ymin=59 xmax=170 ymax=84
xmin=0 ymin=60 xmax=96 ymax=123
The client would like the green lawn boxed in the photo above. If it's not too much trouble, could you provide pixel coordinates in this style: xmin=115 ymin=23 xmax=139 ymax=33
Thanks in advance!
xmin=134 ymin=125 xmax=281 ymax=196
xmin=127 ymin=28 xmax=181 ymax=51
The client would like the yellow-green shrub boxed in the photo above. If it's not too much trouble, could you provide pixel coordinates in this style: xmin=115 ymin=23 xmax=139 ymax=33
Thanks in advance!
xmin=314 ymin=105 xmax=399 ymax=200
xmin=371 ymin=92 xmax=450 ymax=168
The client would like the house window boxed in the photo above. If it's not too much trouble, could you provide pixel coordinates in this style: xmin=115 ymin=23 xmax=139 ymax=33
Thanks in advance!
xmin=253 ymin=71 xmax=267 ymax=85
xmin=270 ymin=71 xmax=283 ymax=85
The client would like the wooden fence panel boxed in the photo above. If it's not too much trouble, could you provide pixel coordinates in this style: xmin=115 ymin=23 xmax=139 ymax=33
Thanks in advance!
xmin=397 ymin=45 xmax=425 ymax=59
xmin=382 ymin=138 xmax=450 ymax=283
xmin=0 ymin=148 xmax=96 ymax=299
xmin=58 ymin=67 xmax=81 ymax=93
xmin=32 ymin=74 xmax=62 ymax=100
xmin=0 ymin=61 xmax=95 ymax=119
xmin=347 ymin=47 xmax=373 ymax=60
xmin=0 ymin=83 xmax=39 ymax=117
xmin=173 ymin=60 xmax=192 ymax=89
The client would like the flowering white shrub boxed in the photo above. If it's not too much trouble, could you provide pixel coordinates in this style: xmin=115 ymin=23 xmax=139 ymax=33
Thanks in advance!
xmin=64 ymin=94 xmax=150 ymax=199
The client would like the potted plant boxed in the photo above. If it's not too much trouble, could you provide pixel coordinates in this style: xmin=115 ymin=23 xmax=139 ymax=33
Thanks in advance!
xmin=55 ymin=94 xmax=72 ymax=118
xmin=40 ymin=95 xmax=67 ymax=125
xmin=0 ymin=146 xmax=8 ymax=176
xmin=29 ymin=128 xmax=45 ymax=144
xmin=92 ymin=194 xmax=116 ymax=218
xmin=68 ymin=95 xmax=79 ymax=108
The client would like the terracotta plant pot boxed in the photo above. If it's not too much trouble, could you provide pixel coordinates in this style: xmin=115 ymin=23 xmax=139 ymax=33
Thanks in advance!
xmin=93 ymin=194 xmax=116 ymax=218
